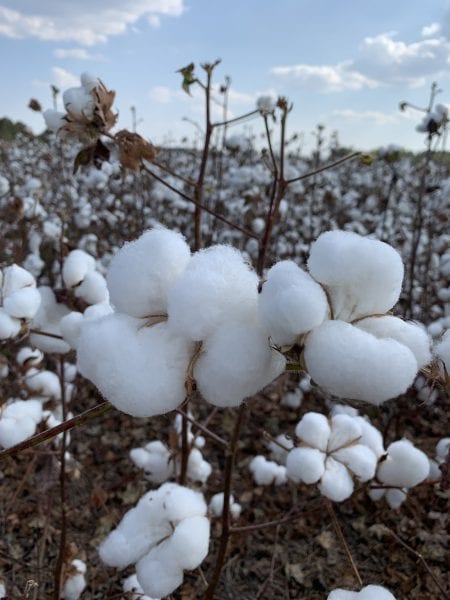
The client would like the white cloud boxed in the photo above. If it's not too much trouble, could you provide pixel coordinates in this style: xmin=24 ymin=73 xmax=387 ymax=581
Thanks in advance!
xmin=422 ymin=22 xmax=441 ymax=37
xmin=0 ymin=1 xmax=184 ymax=46
xmin=54 ymin=48 xmax=97 ymax=60
xmin=271 ymin=61 xmax=378 ymax=92
xmin=51 ymin=67 xmax=79 ymax=89
xmin=332 ymin=109 xmax=396 ymax=125
xmin=149 ymin=85 xmax=174 ymax=103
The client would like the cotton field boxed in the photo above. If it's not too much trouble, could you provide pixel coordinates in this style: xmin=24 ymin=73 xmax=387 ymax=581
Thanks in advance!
xmin=0 ymin=70 xmax=449 ymax=599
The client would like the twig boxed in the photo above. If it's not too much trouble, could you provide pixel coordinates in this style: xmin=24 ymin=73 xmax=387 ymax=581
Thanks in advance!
xmin=326 ymin=499 xmax=363 ymax=588
xmin=0 ymin=401 xmax=112 ymax=460
xmin=285 ymin=151 xmax=361 ymax=184
xmin=28 ymin=328 xmax=64 ymax=340
xmin=204 ymin=402 xmax=247 ymax=599
xmin=230 ymin=504 xmax=323 ymax=534
xmin=176 ymin=408 xmax=228 ymax=447
xmin=211 ymin=108 xmax=259 ymax=129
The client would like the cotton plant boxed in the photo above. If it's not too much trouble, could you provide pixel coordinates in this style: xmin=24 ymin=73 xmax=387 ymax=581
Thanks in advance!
xmin=285 ymin=412 xmax=383 ymax=502
xmin=99 ymin=483 xmax=210 ymax=598
xmin=0 ymin=264 xmax=41 ymax=339
xmin=369 ymin=439 xmax=430 ymax=509
xmin=328 ymin=584 xmax=396 ymax=599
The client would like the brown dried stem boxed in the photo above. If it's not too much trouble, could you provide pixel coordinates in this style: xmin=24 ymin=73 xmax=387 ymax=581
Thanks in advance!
xmin=285 ymin=151 xmax=362 ymax=184
xmin=326 ymin=499 xmax=363 ymax=588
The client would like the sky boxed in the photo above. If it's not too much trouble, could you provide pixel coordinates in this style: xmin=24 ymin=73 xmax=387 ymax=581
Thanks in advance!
xmin=1 ymin=0 xmax=450 ymax=152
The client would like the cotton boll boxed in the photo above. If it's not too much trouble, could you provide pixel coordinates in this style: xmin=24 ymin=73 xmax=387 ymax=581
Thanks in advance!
xmin=26 ymin=369 xmax=61 ymax=399
xmin=209 ymin=493 xmax=241 ymax=519
xmin=436 ymin=437 xmax=450 ymax=461
xmin=0 ymin=309 xmax=21 ymax=339
xmin=268 ymin=433 xmax=294 ymax=465
xmin=2 ymin=264 xmax=35 ymax=296
xmin=286 ymin=447 xmax=325 ymax=484
xmin=60 ymin=312 xmax=84 ymax=349
xmin=304 ymin=320 xmax=418 ymax=404
xmin=333 ymin=444 xmax=377 ymax=481
xmin=319 ymin=457 xmax=354 ymax=502
xmin=80 ymin=72 xmax=99 ymax=92
xmin=354 ymin=417 xmax=384 ymax=459
xmin=16 ymin=347 xmax=44 ymax=367
xmin=256 ymin=95 xmax=275 ymax=112
xmin=3 ymin=287 xmax=41 ymax=320
xmin=328 ymin=414 xmax=362 ymax=452
xmin=328 ymin=585 xmax=396 ymax=600
xmin=168 ymin=515 xmax=210 ymax=570
xmin=0 ymin=399 xmax=43 ymax=448
xmin=123 ymin=574 xmax=157 ymax=600
xmin=107 ymin=227 xmax=191 ymax=318
xmin=187 ymin=448 xmax=212 ymax=483
xmin=385 ymin=488 xmax=408 ymax=509
xmin=61 ymin=559 xmax=86 ymax=600
xmin=136 ymin=553 xmax=183 ymax=599
xmin=259 ymin=260 xmax=329 ymax=346
xmin=63 ymin=249 xmax=96 ymax=288
xmin=308 ymin=231 xmax=404 ymax=321
xmin=281 ymin=388 xmax=303 ymax=408
xmin=249 ymin=455 xmax=287 ymax=485
xmin=195 ymin=322 xmax=285 ymax=407
xmin=435 ymin=329 xmax=450 ymax=372
xmin=168 ymin=245 xmax=258 ymax=341
xmin=77 ymin=314 xmax=194 ymax=417
xmin=74 ymin=270 xmax=108 ymax=305
xmin=43 ymin=109 xmax=66 ymax=132
xmin=63 ymin=86 xmax=94 ymax=118
xmin=130 ymin=441 xmax=173 ymax=484
xmin=377 ymin=440 xmax=430 ymax=488
xmin=30 ymin=287 xmax=71 ymax=354
xmin=295 ymin=412 xmax=331 ymax=452
xmin=157 ymin=483 xmax=207 ymax=523
xmin=356 ymin=316 xmax=431 ymax=368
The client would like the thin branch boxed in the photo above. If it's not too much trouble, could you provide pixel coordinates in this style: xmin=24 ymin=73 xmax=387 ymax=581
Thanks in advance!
xmin=230 ymin=504 xmax=323 ymax=534
xmin=285 ymin=151 xmax=362 ymax=185
xmin=326 ymin=500 xmax=363 ymax=588
xmin=211 ymin=108 xmax=260 ymax=129
xmin=152 ymin=160 xmax=196 ymax=187
xmin=176 ymin=408 xmax=228 ymax=447
xmin=28 ymin=328 xmax=64 ymax=340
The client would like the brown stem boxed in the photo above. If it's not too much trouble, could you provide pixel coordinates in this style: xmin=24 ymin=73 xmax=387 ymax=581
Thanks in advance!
xmin=176 ymin=408 xmax=227 ymax=447
xmin=178 ymin=401 xmax=190 ymax=486
xmin=204 ymin=402 xmax=247 ymax=599
xmin=0 ymin=401 xmax=112 ymax=460
xmin=211 ymin=108 xmax=259 ymax=128
xmin=231 ymin=503 xmax=323 ymax=534
xmin=152 ymin=160 xmax=196 ymax=187
xmin=326 ymin=499 xmax=363 ymax=588
xmin=285 ymin=151 xmax=361 ymax=184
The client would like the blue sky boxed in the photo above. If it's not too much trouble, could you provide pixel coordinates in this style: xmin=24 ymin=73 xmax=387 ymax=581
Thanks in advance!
xmin=1 ymin=0 xmax=450 ymax=151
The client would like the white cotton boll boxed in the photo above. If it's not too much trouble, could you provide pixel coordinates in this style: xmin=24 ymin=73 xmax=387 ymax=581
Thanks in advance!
xmin=107 ymin=227 xmax=191 ymax=318
xmin=385 ymin=488 xmax=408 ymax=509
xmin=330 ymin=404 xmax=359 ymax=417
xmin=23 ymin=253 xmax=44 ymax=278
xmin=256 ymin=95 xmax=275 ymax=112
xmin=157 ymin=483 xmax=207 ymax=523
xmin=328 ymin=414 xmax=361 ymax=452
xmin=249 ymin=455 xmax=287 ymax=485
xmin=16 ymin=347 xmax=44 ymax=367
xmin=80 ymin=72 xmax=99 ymax=92
xmin=195 ymin=322 xmax=285 ymax=407
xmin=29 ymin=287 xmax=71 ymax=354
xmin=333 ymin=444 xmax=377 ymax=482
xmin=60 ymin=312 xmax=84 ymax=349
xmin=436 ymin=437 xmax=450 ymax=460
xmin=169 ymin=515 xmax=210 ymax=570
xmin=281 ymin=388 xmax=303 ymax=408
xmin=123 ymin=574 xmax=157 ymax=600
xmin=84 ymin=302 xmax=113 ymax=321
xmin=78 ymin=314 xmax=193 ymax=417
xmin=304 ymin=320 xmax=418 ymax=404
xmin=0 ymin=399 xmax=43 ymax=448
xmin=268 ymin=433 xmax=294 ymax=465
xmin=136 ymin=553 xmax=183 ymax=599
xmin=3 ymin=287 xmax=41 ymax=319
xmin=43 ymin=109 xmax=66 ymax=132
xmin=354 ymin=417 xmax=384 ymax=459
xmin=328 ymin=585 xmax=396 ymax=600
xmin=0 ymin=175 xmax=9 ymax=195
xmin=209 ymin=493 xmax=241 ymax=519
xmin=252 ymin=217 xmax=265 ymax=234
xmin=0 ymin=309 xmax=21 ymax=339
xmin=74 ymin=270 xmax=108 ymax=304
xmin=2 ymin=264 xmax=35 ymax=296
xmin=435 ymin=329 xmax=450 ymax=372
xmin=63 ymin=250 xmax=96 ymax=288
xmin=377 ymin=440 xmax=430 ymax=488
xmin=168 ymin=245 xmax=258 ymax=341
xmin=295 ymin=412 xmax=330 ymax=452
xmin=319 ymin=456 xmax=354 ymax=502
xmin=259 ymin=260 xmax=328 ymax=346
xmin=308 ymin=231 xmax=404 ymax=321
xmin=26 ymin=369 xmax=61 ymax=399
xmin=130 ymin=441 xmax=173 ymax=484
xmin=61 ymin=559 xmax=86 ymax=600
xmin=63 ymin=86 xmax=94 ymax=118
xmin=286 ymin=447 xmax=325 ymax=484
xmin=356 ymin=316 xmax=431 ymax=368
xmin=187 ymin=448 xmax=212 ymax=483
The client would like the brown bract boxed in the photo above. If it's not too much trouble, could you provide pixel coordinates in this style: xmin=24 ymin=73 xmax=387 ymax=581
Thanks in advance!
xmin=114 ymin=130 xmax=158 ymax=171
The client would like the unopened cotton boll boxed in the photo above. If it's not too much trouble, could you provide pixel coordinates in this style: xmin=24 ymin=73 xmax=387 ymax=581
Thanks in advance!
xmin=304 ymin=320 xmax=418 ymax=404
xmin=195 ymin=322 xmax=286 ymax=407
xmin=74 ymin=270 xmax=108 ymax=304
xmin=308 ymin=231 xmax=404 ymax=321
xmin=249 ymin=455 xmax=287 ymax=485
xmin=77 ymin=314 xmax=194 ymax=417
xmin=0 ymin=399 xmax=43 ymax=448
xmin=107 ymin=227 xmax=191 ymax=318
xmin=377 ymin=439 xmax=430 ymax=488
xmin=63 ymin=249 xmax=96 ymax=288
xmin=356 ymin=316 xmax=431 ymax=368
xmin=61 ymin=559 xmax=86 ymax=600
xmin=259 ymin=260 xmax=328 ymax=346
xmin=168 ymin=244 xmax=258 ymax=341
xmin=328 ymin=584 xmax=396 ymax=599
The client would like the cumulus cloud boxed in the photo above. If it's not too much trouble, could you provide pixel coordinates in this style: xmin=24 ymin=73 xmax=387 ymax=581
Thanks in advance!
xmin=421 ymin=22 xmax=441 ymax=37
xmin=54 ymin=48 xmax=98 ymax=60
xmin=51 ymin=67 xmax=79 ymax=89
xmin=0 ymin=0 xmax=184 ymax=46
xmin=271 ymin=62 xmax=378 ymax=92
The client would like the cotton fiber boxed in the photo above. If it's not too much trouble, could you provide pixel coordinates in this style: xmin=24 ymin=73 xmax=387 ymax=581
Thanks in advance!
xmin=29 ymin=287 xmax=71 ymax=354
xmin=249 ymin=455 xmax=287 ymax=485
xmin=377 ymin=439 xmax=430 ymax=488
xmin=61 ymin=559 xmax=86 ymax=600
xmin=209 ymin=493 xmax=242 ymax=519
xmin=327 ymin=584 xmax=396 ymax=599
xmin=63 ymin=249 xmax=96 ymax=288
xmin=0 ymin=399 xmax=43 ymax=448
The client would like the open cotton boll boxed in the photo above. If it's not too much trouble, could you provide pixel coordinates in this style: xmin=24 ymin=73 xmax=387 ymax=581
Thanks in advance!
xmin=249 ymin=455 xmax=287 ymax=485
xmin=29 ymin=287 xmax=71 ymax=354
xmin=354 ymin=416 xmax=384 ymax=459
xmin=0 ymin=399 xmax=43 ymax=448
xmin=0 ymin=309 xmax=21 ymax=339
xmin=319 ymin=456 xmax=355 ymax=502
xmin=78 ymin=314 xmax=193 ymax=417
xmin=186 ymin=448 xmax=212 ymax=483
xmin=435 ymin=329 xmax=450 ymax=372
xmin=256 ymin=95 xmax=275 ymax=112
xmin=60 ymin=312 xmax=84 ymax=349
xmin=295 ymin=412 xmax=330 ymax=452
xmin=74 ymin=270 xmax=108 ymax=304
xmin=2 ymin=264 xmax=35 ymax=296
xmin=16 ymin=347 xmax=43 ymax=367
xmin=43 ymin=109 xmax=66 ymax=132
xmin=63 ymin=249 xmax=96 ymax=288
xmin=304 ymin=320 xmax=418 ymax=404
xmin=209 ymin=493 xmax=242 ymax=519
xmin=259 ymin=260 xmax=328 ymax=346
xmin=308 ymin=231 xmax=404 ymax=321
xmin=26 ymin=369 xmax=61 ymax=399
xmin=377 ymin=440 xmax=430 ymax=488
xmin=3 ymin=287 xmax=41 ymax=320
xmin=195 ymin=321 xmax=285 ymax=407
xmin=107 ymin=227 xmax=191 ymax=318
xmin=286 ymin=447 xmax=325 ymax=484
xmin=61 ymin=559 xmax=86 ymax=600
xmin=328 ymin=584 xmax=396 ymax=600
xmin=80 ymin=72 xmax=99 ymax=92
xmin=136 ymin=552 xmax=183 ymax=599
xmin=356 ymin=316 xmax=431 ymax=368
xmin=167 ymin=515 xmax=210 ymax=570
xmin=63 ymin=86 xmax=94 ymax=118
xmin=328 ymin=414 xmax=362 ymax=452
xmin=168 ymin=245 xmax=259 ymax=341
xmin=123 ymin=574 xmax=158 ymax=600
xmin=130 ymin=441 xmax=173 ymax=484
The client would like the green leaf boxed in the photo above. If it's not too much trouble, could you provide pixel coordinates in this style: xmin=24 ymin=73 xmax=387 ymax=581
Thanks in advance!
xmin=177 ymin=63 xmax=196 ymax=95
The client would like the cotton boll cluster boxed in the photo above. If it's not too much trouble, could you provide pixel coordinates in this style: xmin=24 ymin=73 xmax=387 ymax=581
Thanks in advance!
xmin=209 ymin=493 xmax=242 ymax=519
xmin=63 ymin=249 xmax=108 ymax=305
xmin=99 ymin=483 xmax=210 ymax=598
xmin=286 ymin=412 xmax=380 ymax=502
xmin=0 ymin=265 xmax=41 ymax=339
xmin=328 ymin=584 xmax=396 ymax=599
xmin=61 ymin=559 xmax=86 ymax=600
xmin=369 ymin=440 xmax=430 ymax=508
xmin=249 ymin=455 xmax=287 ymax=486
